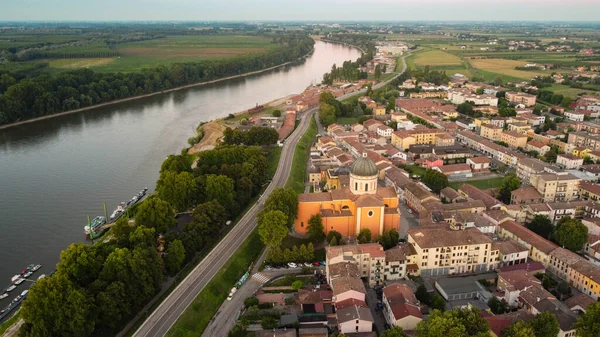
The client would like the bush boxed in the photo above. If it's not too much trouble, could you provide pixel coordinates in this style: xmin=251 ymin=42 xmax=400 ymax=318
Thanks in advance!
xmin=273 ymin=110 xmax=281 ymax=117
xmin=244 ymin=296 xmax=259 ymax=308
xmin=292 ymin=280 xmax=305 ymax=290
xmin=284 ymin=297 xmax=296 ymax=305
xmin=261 ymin=316 xmax=279 ymax=329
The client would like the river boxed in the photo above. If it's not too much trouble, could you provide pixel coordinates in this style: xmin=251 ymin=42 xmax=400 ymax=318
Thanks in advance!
xmin=0 ymin=41 xmax=360 ymax=304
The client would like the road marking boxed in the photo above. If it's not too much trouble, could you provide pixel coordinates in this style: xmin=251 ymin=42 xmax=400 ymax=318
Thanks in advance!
xmin=251 ymin=272 xmax=270 ymax=284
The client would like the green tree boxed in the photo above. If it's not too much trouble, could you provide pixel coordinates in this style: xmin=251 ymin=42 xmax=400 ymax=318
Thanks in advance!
xmin=501 ymin=321 xmax=535 ymax=337
xmin=244 ymin=296 xmax=259 ymax=308
xmin=357 ymin=228 xmax=372 ymax=243
xmin=261 ymin=188 xmax=298 ymax=228
xmin=380 ymin=326 xmax=410 ymax=337
xmin=307 ymin=214 xmax=325 ymax=243
xmin=529 ymin=311 xmax=560 ymax=337
xmin=185 ymin=200 xmax=229 ymax=245
xmin=272 ymin=110 xmax=281 ymax=117
xmin=298 ymin=244 xmax=311 ymax=262
xmin=228 ymin=322 xmax=249 ymax=337
xmin=499 ymin=172 xmax=521 ymax=203
xmin=258 ymin=210 xmax=289 ymax=247
xmin=160 ymin=155 xmax=191 ymax=174
xmin=329 ymin=236 xmax=339 ymax=246
xmin=165 ymin=239 xmax=185 ymax=275
xmin=375 ymin=64 xmax=382 ymax=81
xmin=422 ymin=169 xmax=449 ymax=193
xmin=429 ymin=293 xmax=446 ymax=311
xmin=292 ymin=280 xmax=305 ymax=290
xmin=415 ymin=284 xmax=429 ymax=304
xmin=135 ymin=197 xmax=176 ymax=233
xmin=319 ymin=103 xmax=337 ymax=127
xmin=156 ymin=171 xmax=196 ymax=211
xmin=526 ymin=215 xmax=554 ymax=239
xmin=415 ymin=308 xmax=488 ymax=337
xmin=205 ymin=174 xmax=237 ymax=214
xmin=112 ymin=217 xmax=135 ymax=248
xmin=20 ymin=273 xmax=95 ymax=337
xmin=129 ymin=225 xmax=156 ymax=248
xmin=554 ymin=216 xmax=589 ymax=252
xmin=576 ymin=302 xmax=600 ymax=337
xmin=456 ymin=102 xmax=474 ymax=116
xmin=327 ymin=230 xmax=342 ymax=243
xmin=261 ymin=316 xmax=278 ymax=330
xmin=487 ymin=297 xmax=507 ymax=314
xmin=494 ymin=76 xmax=504 ymax=86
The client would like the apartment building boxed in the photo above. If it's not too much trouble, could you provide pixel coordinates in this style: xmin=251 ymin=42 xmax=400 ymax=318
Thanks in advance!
xmin=530 ymin=173 xmax=581 ymax=202
xmin=568 ymin=132 xmax=600 ymax=152
xmin=569 ymin=259 xmax=600 ymax=300
xmin=506 ymin=91 xmax=537 ymax=107
xmin=456 ymin=130 xmax=524 ymax=166
xmin=557 ymin=154 xmax=584 ymax=170
xmin=480 ymin=124 xmax=503 ymax=141
xmin=507 ymin=123 xmax=533 ymax=135
xmin=404 ymin=182 xmax=439 ymax=215
xmin=391 ymin=128 xmax=444 ymax=150
xmin=407 ymin=224 xmax=499 ymax=277
xmin=382 ymin=283 xmax=422 ymax=331
xmin=516 ymin=158 xmax=549 ymax=183
xmin=501 ymin=131 xmax=528 ymax=148
xmin=497 ymin=220 xmax=559 ymax=266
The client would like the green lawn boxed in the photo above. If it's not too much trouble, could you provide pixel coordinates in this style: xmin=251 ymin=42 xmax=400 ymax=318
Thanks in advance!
xmin=336 ymin=116 xmax=361 ymax=125
xmin=286 ymin=116 xmax=317 ymax=194
xmin=165 ymin=229 xmax=264 ymax=337
xmin=266 ymin=147 xmax=283 ymax=179
xmin=0 ymin=311 xmax=20 ymax=335
xmin=546 ymin=84 xmax=600 ymax=99
xmin=449 ymin=177 xmax=504 ymax=190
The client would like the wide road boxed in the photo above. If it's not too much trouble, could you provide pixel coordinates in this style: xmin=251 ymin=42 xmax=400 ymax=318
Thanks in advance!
xmin=133 ymin=108 xmax=316 ymax=337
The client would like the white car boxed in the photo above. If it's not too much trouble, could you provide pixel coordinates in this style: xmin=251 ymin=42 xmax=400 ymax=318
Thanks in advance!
xmin=304 ymin=262 xmax=312 ymax=267
xmin=287 ymin=262 xmax=297 ymax=268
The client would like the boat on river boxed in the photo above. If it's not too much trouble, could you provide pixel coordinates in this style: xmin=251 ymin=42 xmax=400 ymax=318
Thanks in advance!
xmin=85 ymin=188 xmax=148 ymax=239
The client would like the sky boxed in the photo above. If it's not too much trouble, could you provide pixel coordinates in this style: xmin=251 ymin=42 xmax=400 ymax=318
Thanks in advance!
xmin=1 ymin=0 xmax=600 ymax=22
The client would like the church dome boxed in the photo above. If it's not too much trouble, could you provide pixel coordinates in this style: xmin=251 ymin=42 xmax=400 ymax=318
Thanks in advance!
xmin=350 ymin=155 xmax=378 ymax=177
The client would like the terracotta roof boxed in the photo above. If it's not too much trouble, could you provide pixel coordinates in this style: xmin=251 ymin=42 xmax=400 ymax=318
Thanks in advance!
xmin=484 ymin=210 xmax=514 ymax=223
xmin=377 ymin=186 xmax=398 ymax=198
xmin=532 ymin=299 xmax=578 ymax=332
xmin=408 ymin=226 xmax=492 ymax=249
xmin=519 ymin=284 xmax=555 ymax=306
xmin=328 ymin=262 xmax=360 ymax=279
xmin=335 ymin=298 xmax=368 ymax=310
xmin=355 ymin=194 xmax=384 ymax=207
xmin=549 ymin=247 xmax=585 ymax=266
xmin=511 ymin=186 xmax=543 ymax=200
xmin=570 ymin=259 xmax=600 ymax=283
xmin=558 ymin=153 xmax=583 ymax=161
xmin=497 ymin=261 xmax=545 ymax=274
xmin=458 ymin=184 xmax=503 ymax=210
xmin=581 ymin=181 xmax=600 ymax=196
xmin=498 ymin=220 xmax=558 ymax=254
xmin=485 ymin=311 xmax=535 ymax=337
xmin=331 ymin=277 xmax=366 ymax=297
xmin=498 ymin=270 xmax=541 ymax=291
xmin=383 ymin=284 xmax=422 ymax=321
xmin=527 ymin=140 xmax=547 ymax=149
xmin=492 ymin=239 xmax=529 ymax=255
xmin=502 ymin=130 xmax=527 ymax=138
xmin=469 ymin=156 xmax=491 ymax=164
xmin=405 ymin=183 xmax=437 ymax=201
xmin=438 ymin=163 xmax=471 ymax=174
xmin=297 ymin=289 xmax=333 ymax=304
xmin=564 ymin=293 xmax=597 ymax=311
xmin=299 ymin=192 xmax=333 ymax=203
xmin=359 ymin=243 xmax=386 ymax=258
xmin=385 ymin=243 xmax=416 ymax=262
xmin=440 ymin=187 xmax=461 ymax=200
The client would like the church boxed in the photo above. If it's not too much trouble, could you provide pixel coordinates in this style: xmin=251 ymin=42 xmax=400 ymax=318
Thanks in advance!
xmin=295 ymin=154 xmax=400 ymax=239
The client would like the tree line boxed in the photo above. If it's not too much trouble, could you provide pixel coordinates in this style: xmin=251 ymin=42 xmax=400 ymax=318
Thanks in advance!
xmin=0 ymin=34 xmax=314 ymax=125
xmin=223 ymin=126 xmax=280 ymax=146
xmin=20 ymin=143 xmax=277 ymax=337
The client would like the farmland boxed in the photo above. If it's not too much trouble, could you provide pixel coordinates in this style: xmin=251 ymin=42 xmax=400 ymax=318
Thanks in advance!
xmin=3 ymin=35 xmax=279 ymax=74
xmin=413 ymin=49 xmax=463 ymax=67
xmin=468 ymin=58 xmax=549 ymax=80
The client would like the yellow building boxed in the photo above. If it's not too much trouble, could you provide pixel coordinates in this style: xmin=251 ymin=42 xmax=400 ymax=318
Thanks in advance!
xmin=442 ymin=111 xmax=459 ymax=120
xmin=497 ymin=220 xmax=558 ymax=267
xmin=530 ymin=173 xmax=581 ymax=202
xmin=474 ymin=117 xmax=490 ymax=128
xmin=573 ymin=147 xmax=592 ymax=158
xmin=408 ymin=224 xmax=499 ymax=277
xmin=500 ymin=131 xmax=528 ymax=148
xmin=374 ymin=106 xmax=387 ymax=116
xmin=295 ymin=155 xmax=400 ymax=239
xmin=507 ymin=123 xmax=532 ymax=134
xmin=480 ymin=124 xmax=503 ymax=141
xmin=569 ymin=260 xmax=600 ymax=300
xmin=391 ymin=129 xmax=443 ymax=150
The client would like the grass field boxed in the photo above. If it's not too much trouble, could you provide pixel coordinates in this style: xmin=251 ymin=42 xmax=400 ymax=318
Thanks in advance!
xmin=547 ymin=84 xmax=600 ymax=98
xmin=413 ymin=49 xmax=463 ymax=67
xmin=336 ymin=116 xmax=361 ymax=125
xmin=165 ymin=229 xmax=264 ymax=337
xmin=449 ymin=177 xmax=504 ymax=190
xmin=286 ymin=116 xmax=318 ymax=194
xmin=23 ymin=35 xmax=278 ymax=74
xmin=468 ymin=58 xmax=548 ymax=80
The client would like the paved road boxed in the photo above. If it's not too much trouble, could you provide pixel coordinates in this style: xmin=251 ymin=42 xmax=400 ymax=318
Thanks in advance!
xmin=201 ymin=269 xmax=302 ymax=337
xmin=133 ymin=109 xmax=316 ymax=337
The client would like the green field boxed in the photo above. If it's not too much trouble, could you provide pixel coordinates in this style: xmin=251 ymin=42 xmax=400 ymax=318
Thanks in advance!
xmin=9 ymin=35 xmax=278 ymax=74
xmin=449 ymin=177 xmax=504 ymax=190
xmin=546 ymin=84 xmax=600 ymax=98
xmin=413 ymin=49 xmax=463 ymax=67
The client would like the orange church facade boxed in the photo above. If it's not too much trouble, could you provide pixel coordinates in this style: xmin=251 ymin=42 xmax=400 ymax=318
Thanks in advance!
xmin=294 ymin=155 xmax=400 ymax=239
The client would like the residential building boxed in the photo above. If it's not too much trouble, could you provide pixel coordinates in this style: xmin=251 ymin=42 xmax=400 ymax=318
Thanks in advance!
xmin=506 ymin=91 xmax=537 ymax=107
xmin=501 ymin=131 xmax=528 ymax=148
xmin=557 ymin=154 xmax=584 ymax=170
xmin=337 ymin=305 xmax=374 ymax=334
xmin=526 ymin=140 xmax=550 ymax=156
xmin=295 ymin=155 xmax=400 ymax=239
xmin=407 ymin=224 xmax=499 ymax=277
xmin=517 ymin=158 xmax=550 ymax=183
xmin=376 ymin=125 xmax=394 ymax=138
xmin=530 ymin=173 xmax=581 ymax=202
xmin=497 ymin=220 xmax=559 ymax=266
xmin=568 ymin=132 xmax=600 ymax=152
xmin=493 ymin=239 xmax=529 ymax=267
xmin=374 ymin=106 xmax=386 ymax=116
xmin=440 ymin=187 xmax=466 ymax=203
xmin=548 ymin=247 xmax=584 ymax=282
xmin=480 ymin=124 xmax=503 ymax=141
xmin=507 ymin=123 xmax=532 ymax=135
xmin=391 ymin=128 xmax=444 ymax=150
xmin=405 ymin=182 xmax=439 ymax=215
xmin=580 ymin=181 xmax=600 ymax=201
xmin=511 ymin=187 xmax=544 ymax=204
xmin=382 ymin=283 xmax=422 ymax=330
xmin=458 ymin=184 xmax=504 ymax=210
xmin=467 ymin=157 xmax=491 ymax=172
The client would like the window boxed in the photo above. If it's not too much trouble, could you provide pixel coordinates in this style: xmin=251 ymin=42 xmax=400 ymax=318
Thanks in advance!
xmin=355 ymin=182 xmax=358 ymax=190
xmin=365 ymin=183 xmax=368 ymax=191
xmin=368 ymin=210 xmax=374 ymax=217
xmin=301 ymin=222 xmax=304 ymax=227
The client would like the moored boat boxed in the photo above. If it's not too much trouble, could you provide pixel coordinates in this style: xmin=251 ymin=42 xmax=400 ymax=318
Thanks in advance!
xmin=6 ymin=285 xmax=16 ymax=292
xmin=0 ymin=294 xmax=7 ymax=300
xmin=84 ymin=216 xmax=106 ymax=235
xmin=31 ymin=264 xmax=41 ymax=272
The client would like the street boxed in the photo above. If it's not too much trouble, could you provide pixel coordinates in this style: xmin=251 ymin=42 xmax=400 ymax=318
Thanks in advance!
xmin=132 ymin=109 xmax=316 ymax=337
xmin=399 ymin=202 xmax=419 ymax=239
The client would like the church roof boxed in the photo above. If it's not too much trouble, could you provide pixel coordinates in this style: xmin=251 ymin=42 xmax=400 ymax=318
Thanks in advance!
xmin=355 ymin=194 xmax=384 ymax=207
xmin=350 ymin=155 xmax=378 ymax=177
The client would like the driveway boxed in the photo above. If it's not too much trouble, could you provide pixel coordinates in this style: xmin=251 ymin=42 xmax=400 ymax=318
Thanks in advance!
xmin=399 ymin=202 xmax=419 ymax=239
xmin=365 ymin=283 xmax=387 ymax=334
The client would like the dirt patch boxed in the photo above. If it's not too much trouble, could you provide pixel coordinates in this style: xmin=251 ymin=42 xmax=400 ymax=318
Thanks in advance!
xmin=188 ymin=121 xmax=225 ymax=155
xmin=469 ymin=58 xmax=548 ymax=79
xmin=117 ymin=47 xmax=266 ymax=58
xmin=49 ymin=58 xmax=116 ymax=69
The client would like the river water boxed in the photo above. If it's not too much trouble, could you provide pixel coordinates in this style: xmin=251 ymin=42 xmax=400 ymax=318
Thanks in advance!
xmin=0 ymin=41 xmax=360 ymax=300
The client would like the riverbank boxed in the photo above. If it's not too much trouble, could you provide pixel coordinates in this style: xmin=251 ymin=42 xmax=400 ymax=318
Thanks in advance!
xmin=0 ymin=49 xmax=315 ymax=131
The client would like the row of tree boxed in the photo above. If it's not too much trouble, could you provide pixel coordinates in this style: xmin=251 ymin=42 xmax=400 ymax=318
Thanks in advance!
xmin=222 ymin=126 xmax=280 ymax=146
xmin=265 ymin=244 xmax=315 ymax=264
xmin=0 ymin=34 xmax=314 ymax=125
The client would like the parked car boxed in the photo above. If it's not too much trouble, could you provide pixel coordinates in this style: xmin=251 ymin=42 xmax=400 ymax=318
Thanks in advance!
xmin=304 ymin=262 xmax=312 ymax=267
xmin=320 ymin=261 xmax=326 ymax=266
xmin=287 ymin=262 xmax=297 ymax=268
xmin=264 ymin=265 xmax=272 ymax=271
xmin=312 ymin=262 xmax=321 ymax=267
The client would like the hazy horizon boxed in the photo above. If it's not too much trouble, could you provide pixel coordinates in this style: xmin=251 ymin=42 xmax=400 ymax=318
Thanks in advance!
xmin=2 ymin=0 xmax=600 ymax=22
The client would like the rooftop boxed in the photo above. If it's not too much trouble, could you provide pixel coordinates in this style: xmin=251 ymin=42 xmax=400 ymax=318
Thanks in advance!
xmin=336 ymin=305 xmax=373 ymax=323
xmin=492 ymin=239 xmax=529 ymax=255
xmin=331 ymin=277 xmax=366 ymax=297
xmin=409 ymin=226 xmax=492 ymax=248
xmin=498 ymin=220 xmax=558 ymax=254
